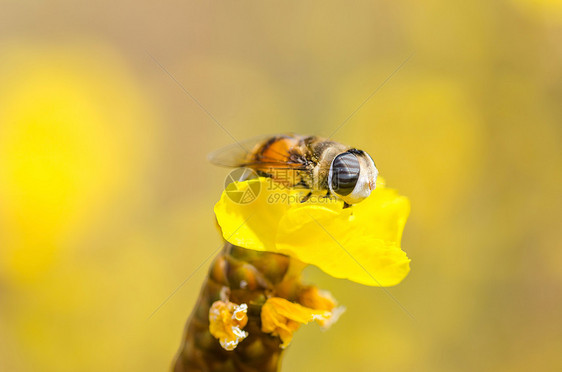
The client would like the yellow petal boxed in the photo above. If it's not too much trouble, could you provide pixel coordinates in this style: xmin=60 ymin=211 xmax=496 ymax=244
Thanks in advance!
xmin=261 ymin=297 xmax=331 ymax=348
xmin=214 ymin=177 xmax=411 ymax=286
xmin=298 ymin=286 xmax=345 ymax=328
xmin=298 ymin=286 xmax=337 ymax=312
xmin=214 ymin=178 xmax=287 ymax=251
xmin=276 ymin=193 xmax=411 ymax=286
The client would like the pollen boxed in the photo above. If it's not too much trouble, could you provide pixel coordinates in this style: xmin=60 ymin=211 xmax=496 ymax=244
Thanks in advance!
xmin=209 ymin=300 xmax=249 ymax=351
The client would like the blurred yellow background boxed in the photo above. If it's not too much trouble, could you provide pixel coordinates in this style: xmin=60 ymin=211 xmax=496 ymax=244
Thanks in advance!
xmin=1 ymin=1 xmax=561 ymax=371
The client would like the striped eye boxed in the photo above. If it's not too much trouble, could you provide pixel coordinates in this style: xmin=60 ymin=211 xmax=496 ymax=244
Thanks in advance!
xmin=331 ymin=152 xmax=360 ymax=196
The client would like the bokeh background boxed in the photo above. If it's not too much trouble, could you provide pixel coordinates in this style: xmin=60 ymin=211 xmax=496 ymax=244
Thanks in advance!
xmin=1 ymin=1 xmax=561 ymax=371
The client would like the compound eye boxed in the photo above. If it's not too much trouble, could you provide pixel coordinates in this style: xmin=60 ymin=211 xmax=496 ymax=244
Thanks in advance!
xmin=331 ymin=152 xmax=360 ymax=196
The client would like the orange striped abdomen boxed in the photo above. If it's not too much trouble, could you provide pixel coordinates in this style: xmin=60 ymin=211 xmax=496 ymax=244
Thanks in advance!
xmin=250 ymin=136 xmax=310 ymax=189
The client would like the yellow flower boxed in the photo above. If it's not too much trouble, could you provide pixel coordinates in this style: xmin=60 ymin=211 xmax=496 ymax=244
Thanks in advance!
xmin=298 ymin=286 xmax=345 ymax=328
xmin=209 ymin=300 xmax=249 ymax=351
xmin=0 ymin=43 xmax=157 ymax=283
xmin=261 ymin=297 xmax=332 ymax=348
xmin=214 ymin=177 xmax=411 ymax=286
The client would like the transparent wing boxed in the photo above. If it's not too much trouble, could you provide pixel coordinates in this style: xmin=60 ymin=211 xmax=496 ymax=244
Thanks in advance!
xmin=207 ymin=134 xmax=310 ymax=170
xmin=207 ymin=135 xmax=263 ymax=167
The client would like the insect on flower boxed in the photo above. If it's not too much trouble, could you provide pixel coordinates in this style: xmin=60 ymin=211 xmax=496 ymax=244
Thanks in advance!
xmin=208 ymin=134 xmax=379 ymax=207
xmin=174 ymin=134 xmax=410 ymax=372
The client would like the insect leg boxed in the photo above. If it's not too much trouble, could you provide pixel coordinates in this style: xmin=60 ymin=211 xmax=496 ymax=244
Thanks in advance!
xmin=300 ymin=191 xmax=312 ymax=203
xmin=318 ymin=190 xmax=332 ymax=201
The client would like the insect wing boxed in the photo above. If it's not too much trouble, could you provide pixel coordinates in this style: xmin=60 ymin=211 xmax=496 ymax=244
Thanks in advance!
xmin=207 ymin=135 xmax=269 ymax=167
xmin=207 ymin=134 xmax=308 ymax=170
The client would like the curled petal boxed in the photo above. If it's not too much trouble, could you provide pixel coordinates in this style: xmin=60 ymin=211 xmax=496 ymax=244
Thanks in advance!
xmin=209 ymin=300 xmax=249 ymax=351
xmin=298 ymin=286 xmax=345 ymax=328
xmin=260 ymin=297 xmax=332 ymax=348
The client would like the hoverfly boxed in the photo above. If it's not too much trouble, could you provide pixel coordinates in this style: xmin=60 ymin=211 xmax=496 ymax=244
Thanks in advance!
xmin=209 ymin=134 xmax=379 ymax=207
xmin=175 ymin=134 xmax=378 ymax=370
